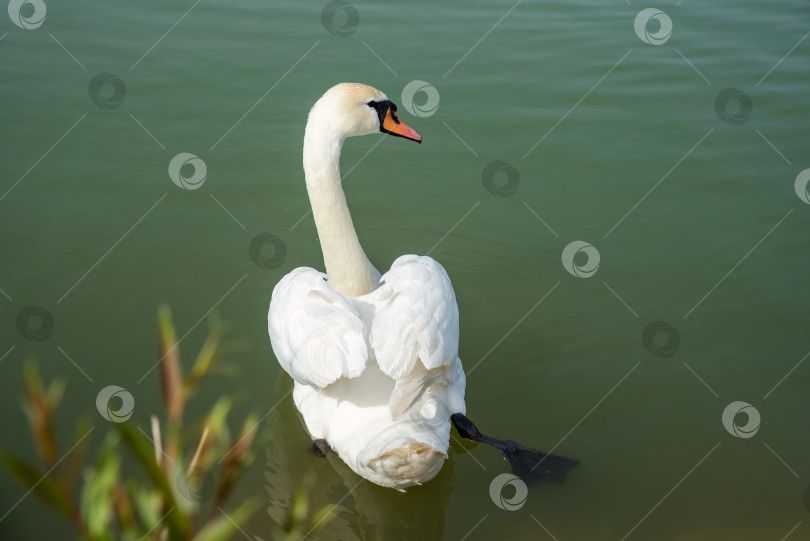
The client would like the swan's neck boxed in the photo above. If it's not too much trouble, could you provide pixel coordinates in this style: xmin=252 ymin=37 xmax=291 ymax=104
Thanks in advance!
xmin=303 ymin=122 xmax=380 ymax=297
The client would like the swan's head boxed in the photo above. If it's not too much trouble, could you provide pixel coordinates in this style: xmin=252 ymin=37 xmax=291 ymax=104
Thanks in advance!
xmin=309 ymin=83 xmax=422 ymax=143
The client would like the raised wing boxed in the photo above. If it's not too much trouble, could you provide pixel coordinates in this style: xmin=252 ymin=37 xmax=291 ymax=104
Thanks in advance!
xmin=268 ymin=267 xmax=368 ymax=388
xmin=363 ymin=255 xmax=459 ymax=381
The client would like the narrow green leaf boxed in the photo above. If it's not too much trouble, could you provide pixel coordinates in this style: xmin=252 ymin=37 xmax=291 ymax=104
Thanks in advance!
xmin=0 ymin=451 xmax=71 ymax=517
xmin=57 ymin=415 xmax=93 ymax=491
xmin=22 ymin=361 xmax=59 ymax=466
xmin=158 ymin=306 xmax=184 ymax=427
xmin=206 ymin=398 xmax=232 ymax=439
xmin=112 ymin=481 xmax=137 ymax=532
xmin=127 ymin=481 xmax=161 ymax=534
xmin=115 ymin=422 xmax=189 ymax=539
xmin=22 ymin=360 xmax=44 ymax=398
xmin=120 ymin=532 xmax=142 ymax=541
xmin=183 ymin=318 xmax=222 ymax=398
xmin=195 ymin=498 xmax=259 ymax=541
xmin=44 ymin=378 xmax=66 ymax=411
xmin=80 ymin=432 xmax=120 ymax=536
xmin=214 ymin=413 xmax=258 ymax=507
xmin=235 ymin=413 xmax=259 ymax=461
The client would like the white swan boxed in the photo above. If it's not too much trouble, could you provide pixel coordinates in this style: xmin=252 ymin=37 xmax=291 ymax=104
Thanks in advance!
xmin=268 ymin=83 xmax=578 ymax=490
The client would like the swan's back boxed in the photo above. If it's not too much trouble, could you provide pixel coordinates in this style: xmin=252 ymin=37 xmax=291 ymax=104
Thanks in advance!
xmin=268 ymin=255 xmax=466 ymax=489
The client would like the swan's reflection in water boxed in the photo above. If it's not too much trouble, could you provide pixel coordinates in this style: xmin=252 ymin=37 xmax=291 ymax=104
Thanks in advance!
xmin=263 ymin=374 xmax=460 ymax=540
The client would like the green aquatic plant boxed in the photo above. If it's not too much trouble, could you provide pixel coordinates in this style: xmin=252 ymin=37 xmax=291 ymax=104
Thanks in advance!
xmin=0 ymin=307 xmax=263 ymax=540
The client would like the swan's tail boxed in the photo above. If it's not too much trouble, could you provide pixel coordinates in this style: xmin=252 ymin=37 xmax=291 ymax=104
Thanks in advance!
xmin=451 ymin=413 xmax=580 ymax=484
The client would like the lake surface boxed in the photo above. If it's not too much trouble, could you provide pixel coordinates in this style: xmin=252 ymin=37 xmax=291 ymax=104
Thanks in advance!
xmin=2 ymin=0 xmax=809 ymax=539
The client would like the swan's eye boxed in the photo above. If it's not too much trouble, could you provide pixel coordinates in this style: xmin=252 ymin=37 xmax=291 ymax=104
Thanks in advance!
xmin=367 ymin=100 xmax=389 ymax=125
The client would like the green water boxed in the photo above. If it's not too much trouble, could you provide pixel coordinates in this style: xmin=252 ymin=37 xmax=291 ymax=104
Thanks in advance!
xmin=2 ymin=0 xmax=809 ymax=539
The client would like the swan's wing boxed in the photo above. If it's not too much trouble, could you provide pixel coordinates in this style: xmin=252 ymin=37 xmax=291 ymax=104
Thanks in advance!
xmin=268 ymin=268 xmax=368 ymax=388
xmin=364 ymin=255 xmax=459 ymax=382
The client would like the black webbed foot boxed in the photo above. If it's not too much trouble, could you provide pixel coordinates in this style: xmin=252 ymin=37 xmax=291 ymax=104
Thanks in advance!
xmin=496 ymin=439 xmax=580 ymax=483
xmin=451 ymin=413 xmax=579 ymax=484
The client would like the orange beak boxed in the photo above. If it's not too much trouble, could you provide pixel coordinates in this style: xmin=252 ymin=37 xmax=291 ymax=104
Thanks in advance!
xmin=381 ymin=108 xmax=422 ymax=143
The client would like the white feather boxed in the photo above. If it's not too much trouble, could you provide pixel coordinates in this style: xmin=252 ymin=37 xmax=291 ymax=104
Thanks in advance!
xmin=268 ymin=267 xmax=368 ymax=388
xmin=361 ymin=255 xmax=459 ymax=379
